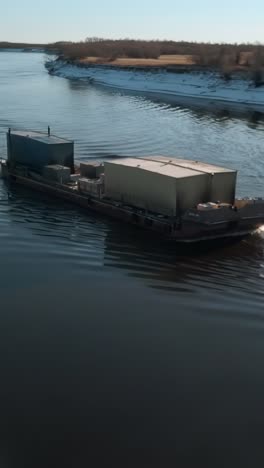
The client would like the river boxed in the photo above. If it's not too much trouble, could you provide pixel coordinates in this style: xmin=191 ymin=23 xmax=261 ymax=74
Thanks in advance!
xmin=1 ymin=51 xmax=264 ymax=468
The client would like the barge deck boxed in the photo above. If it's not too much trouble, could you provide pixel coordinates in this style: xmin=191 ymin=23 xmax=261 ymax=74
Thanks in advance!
xmin=2 ymin=127 xmax=264 ymax=244
xmin=1 ymin=161 xmax=264 ymax=244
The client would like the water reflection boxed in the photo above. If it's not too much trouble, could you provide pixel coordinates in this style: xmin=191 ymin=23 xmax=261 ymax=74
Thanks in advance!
xmin=2 ymin=180 xmax=264 ymax=305
xmin=66 ymin=78 xmax=95 ymax=91
xmin=103 ymin=221 xmax=264 ymax=295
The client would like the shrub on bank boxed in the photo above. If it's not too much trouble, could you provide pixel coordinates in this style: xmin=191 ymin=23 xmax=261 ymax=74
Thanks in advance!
xmin=1 ymin=39 xmax=264 ymax=73
xmin=57 ymin=40 xmax=264 ymax=72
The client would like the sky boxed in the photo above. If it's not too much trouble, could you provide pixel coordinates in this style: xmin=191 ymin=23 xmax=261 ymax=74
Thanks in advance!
xmin=1 ymin=0 xmax=263 ymax=44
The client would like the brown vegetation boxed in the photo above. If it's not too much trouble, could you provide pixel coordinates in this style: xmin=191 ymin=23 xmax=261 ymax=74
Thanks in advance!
xmin=79 ymin=54 xmax=195 ymax=67
xmin=58 ymin=39 xmax=263 ymax=67
xmin=57 ymin=39 xmax=264 ymax=85
xmin=57 ymin=38 xmax=264 ymax=87
xmin=1 ymin=39 xmax=264 ymax=85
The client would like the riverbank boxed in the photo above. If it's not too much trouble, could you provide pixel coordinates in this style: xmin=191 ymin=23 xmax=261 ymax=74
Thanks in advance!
xmin=46 ymin=59 xmax=264 ymax=113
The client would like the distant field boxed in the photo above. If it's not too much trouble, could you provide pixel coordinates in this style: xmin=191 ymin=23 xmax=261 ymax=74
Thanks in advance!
xmin=79 ymin=54 xmax=195 ymax=67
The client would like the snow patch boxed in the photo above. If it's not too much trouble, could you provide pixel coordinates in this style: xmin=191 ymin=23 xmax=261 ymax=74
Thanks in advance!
xmin=46 ymin=60 xmax=264 ymax=112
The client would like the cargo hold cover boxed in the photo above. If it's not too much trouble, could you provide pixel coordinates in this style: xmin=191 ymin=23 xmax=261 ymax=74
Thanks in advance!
xmin=104 ymin=158 xmax=210 ymax=216
xmin=142 ymin=156 xmax=237 ymax=205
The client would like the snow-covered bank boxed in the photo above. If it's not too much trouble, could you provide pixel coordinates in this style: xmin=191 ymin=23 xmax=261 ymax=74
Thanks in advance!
xmin=46 ymin=60 xmax=264 ymax=113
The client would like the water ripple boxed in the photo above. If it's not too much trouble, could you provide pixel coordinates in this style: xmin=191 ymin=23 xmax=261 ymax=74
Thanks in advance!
xmin=1 ymin=52 xmax=264 ymax=320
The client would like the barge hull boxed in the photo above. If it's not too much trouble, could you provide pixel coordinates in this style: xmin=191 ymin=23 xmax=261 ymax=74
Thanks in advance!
xmin=4 ymin=170 xmax=264 ymax=244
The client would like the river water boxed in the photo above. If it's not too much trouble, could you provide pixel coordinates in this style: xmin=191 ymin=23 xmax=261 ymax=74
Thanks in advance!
xmin=1 ymin=51 xmax=264 ymax=468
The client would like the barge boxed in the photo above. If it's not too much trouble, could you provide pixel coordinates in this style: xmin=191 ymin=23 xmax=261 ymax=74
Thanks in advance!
xmin=1 ymin=128 xmax=264 ymax=243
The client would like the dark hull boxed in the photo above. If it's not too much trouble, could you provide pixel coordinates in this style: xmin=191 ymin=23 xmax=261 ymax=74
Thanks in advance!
xmin=2 ymin=167 xmax=264 ymax=244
